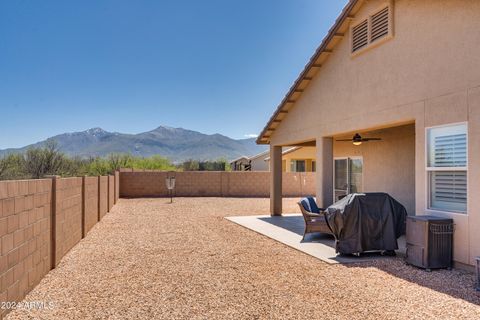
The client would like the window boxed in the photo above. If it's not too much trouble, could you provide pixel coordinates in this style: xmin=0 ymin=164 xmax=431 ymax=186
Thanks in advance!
xmin=290 ymin=160 xmax=306 ymax=172
xmin=312 ymin=161 xmax=316 ymax=172
xmin=427 ymin=123 xmax=467 ymax=213
xmin=351 ymin=4 xmax=392 ymax=54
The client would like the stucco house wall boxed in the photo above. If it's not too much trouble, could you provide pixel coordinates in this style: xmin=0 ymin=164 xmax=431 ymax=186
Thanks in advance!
xmin=281 ymin=147 xmax=316 ymax=172
xmin=265 ymin=147 xmax=317 ymax=172
xmin=246 ymin=147 xmax=319 ymax=172
xmin=263 ymin=0 xmax=480 ymax=266
xmin=250 ymin=156 xmax=269 ymax=171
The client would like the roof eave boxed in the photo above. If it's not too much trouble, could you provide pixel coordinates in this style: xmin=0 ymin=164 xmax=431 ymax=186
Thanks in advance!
xmin=256 ymin=0 xmax=360 ymax=145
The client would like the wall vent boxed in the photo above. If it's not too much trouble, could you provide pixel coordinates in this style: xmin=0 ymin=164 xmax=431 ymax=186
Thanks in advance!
xmin=371 ymin=7 xmax=390 ymax=42
xmin=352 ymin=20 xmax=368 ymax=53
xmin=351 ymin=4 xmax=392 ymax=55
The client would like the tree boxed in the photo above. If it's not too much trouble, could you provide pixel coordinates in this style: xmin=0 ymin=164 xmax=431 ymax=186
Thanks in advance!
xmin=182 ymin=159 xmax=199 ymax=171
xmin=107 ymin=154 xmax=133 ymax=172
xmin=0 ymin=154 xmax=25 ymax=180
xmin=0 ymin=157 xmax=9 ymax=178
xmin=23 ymin=140 xmax=66 ymax=178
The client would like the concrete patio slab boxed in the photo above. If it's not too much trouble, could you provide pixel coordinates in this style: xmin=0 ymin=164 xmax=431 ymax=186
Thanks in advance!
xmin=226 ymin=213 xmax=406 ymax=264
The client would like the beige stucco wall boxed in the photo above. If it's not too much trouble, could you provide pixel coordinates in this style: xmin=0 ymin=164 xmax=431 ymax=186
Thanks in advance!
xmin=250 ymin=156 xmax=269 ymax=171
xmin=282 ymin=147 xmax=316 ymax=172
xmin=265 ymin=147 xmax=317 ymax=172
xmin=267 ymin=0 xmax=480 ymax=265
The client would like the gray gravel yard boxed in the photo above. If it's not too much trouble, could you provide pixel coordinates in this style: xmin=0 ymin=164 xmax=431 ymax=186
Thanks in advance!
xmin=5 ymin=198 xmax=480 ymax=319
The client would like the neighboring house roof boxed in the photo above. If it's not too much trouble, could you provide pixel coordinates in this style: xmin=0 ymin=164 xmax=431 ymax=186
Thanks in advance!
xmin=229 ymin=156 xmax=250 ymax=164
xmin=248 ymin=150 xmax=270 ymax=161
xmin=230 ymin=150 xmax=269 ymax=164
xmin=256 ymin=0 xmax=360 ymax=145
xmin=263 ymin=147 xmax=300 ymax=161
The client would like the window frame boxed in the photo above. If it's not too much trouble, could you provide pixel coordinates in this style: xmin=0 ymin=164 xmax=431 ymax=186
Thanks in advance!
xmin=425 ymin=122 xmax=468 ymax=215
xmin=350 ymin=2 xmax=394 ymax=57
xmin=290 ymin=159 xmax=306 ymax=173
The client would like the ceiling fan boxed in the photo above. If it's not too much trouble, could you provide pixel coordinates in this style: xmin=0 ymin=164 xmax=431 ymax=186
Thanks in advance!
xmin=336 ymin=133 xmax=381 ymax=146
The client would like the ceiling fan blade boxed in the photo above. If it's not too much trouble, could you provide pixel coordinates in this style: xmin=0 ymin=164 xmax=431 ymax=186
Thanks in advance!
xmin=362 ymin=138 xmax=382 ymax=141
xmin=336 ymin=139 xmax=353 ymax=142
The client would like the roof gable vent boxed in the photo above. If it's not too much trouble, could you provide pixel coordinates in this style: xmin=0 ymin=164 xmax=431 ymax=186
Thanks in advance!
xmin=350 ymin=4 xmax=393 ymax=55
xmin=371 ymin=7 xmax=390 ymax=42
xmin=352 ymin=20 xmax=368 ymax=52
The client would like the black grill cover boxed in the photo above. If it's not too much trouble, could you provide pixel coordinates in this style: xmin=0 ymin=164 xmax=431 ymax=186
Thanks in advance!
xmin=325 ymin=193 xmax=407 ymax=254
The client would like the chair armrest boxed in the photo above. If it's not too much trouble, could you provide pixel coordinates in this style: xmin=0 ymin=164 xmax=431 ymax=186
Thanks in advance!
xmin=303 ymin=211 xmax=325 ymax=218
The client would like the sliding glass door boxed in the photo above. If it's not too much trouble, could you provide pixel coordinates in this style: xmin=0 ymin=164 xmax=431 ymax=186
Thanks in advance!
xmin=334 ymin=158 xmax=349 ymax=201
xmin=334 ymin=157 xmax=363 ymax=202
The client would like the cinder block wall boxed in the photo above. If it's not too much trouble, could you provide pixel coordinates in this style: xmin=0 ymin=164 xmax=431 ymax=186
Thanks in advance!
xmin=283 ymin=172 xmax=316 ymax=197
xmin=119 ymin=170 xmax=316 ymax=198
xmin=0 ymin=180 xmax=52 ymax=319
xmin=98 ymin=176 xmax=108 ymax=220
xmin=83 ymin=177 xmax=99 ymax=236
xmin=0 ymin=173 xmax=120 ymax=319
xmin=114 ymin=171 xmax=120 ymax=203
xmin=119 ymin=171 xmax=169 ymax=197
xmin=176 ymin=172 xmax=222 ymax=196
xmin=227 ymin=172 xmax=270 ymax=197
xmin=108 ymin=175 xmax=114 ymax=211
xmin=54 ymin=177 xmax=83 ymax=266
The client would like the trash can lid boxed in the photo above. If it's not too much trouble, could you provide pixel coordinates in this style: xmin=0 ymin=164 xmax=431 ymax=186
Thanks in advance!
xmin=408 ymin=215 xmax=454 ymax=223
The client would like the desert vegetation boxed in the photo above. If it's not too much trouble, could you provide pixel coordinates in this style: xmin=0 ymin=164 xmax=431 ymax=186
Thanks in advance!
xmin=0 ymin=140 xmax=231 ymax=180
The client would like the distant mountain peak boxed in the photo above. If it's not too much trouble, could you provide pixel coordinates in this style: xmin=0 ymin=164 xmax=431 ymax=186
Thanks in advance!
xmin=63 ymin=127 xmax=109 ymax=137
xmin=85 ymin=127 xmax=108 ymax=135
xmin=158 ymin=125 xmax=177 ymax=129
xmin=154 ymin=125 xmax=182 ymax=131
xmin=0 ymin=125 xmax=267 ymax=162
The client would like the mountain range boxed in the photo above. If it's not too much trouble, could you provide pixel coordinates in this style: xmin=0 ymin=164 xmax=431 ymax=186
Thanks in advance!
xmin=0 ymin=126 xmax=267 ymax=162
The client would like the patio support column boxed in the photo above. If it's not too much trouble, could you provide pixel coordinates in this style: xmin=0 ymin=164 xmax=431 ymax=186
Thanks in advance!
xmin=270 ymin=145 xmax=282 ymax=216
xmin=316 ymin=137 xmax=334 ymax=208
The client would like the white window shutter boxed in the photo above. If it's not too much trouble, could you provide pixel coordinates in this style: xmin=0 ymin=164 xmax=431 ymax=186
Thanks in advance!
xmin=433 ymin=133 xmax=467 ymax=167
xmin=430 ymin=171 xmax=467 ymax=212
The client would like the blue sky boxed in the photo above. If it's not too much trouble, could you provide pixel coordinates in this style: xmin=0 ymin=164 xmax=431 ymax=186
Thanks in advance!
xmin=0 ymin=0 xmax=347 ymax=149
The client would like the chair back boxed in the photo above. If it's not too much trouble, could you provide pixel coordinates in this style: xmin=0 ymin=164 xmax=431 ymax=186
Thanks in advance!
xmin=299 ymin=197 xmax=320 ymax=213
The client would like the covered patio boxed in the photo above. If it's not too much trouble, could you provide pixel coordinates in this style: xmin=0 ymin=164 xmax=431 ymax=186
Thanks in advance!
xmin=268 ymin=123 xmax=416 ymax=217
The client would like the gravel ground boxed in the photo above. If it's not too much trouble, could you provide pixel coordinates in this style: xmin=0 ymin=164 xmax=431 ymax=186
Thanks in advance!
xmin=5 ymin=197 xmax=480 ymax=320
